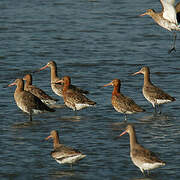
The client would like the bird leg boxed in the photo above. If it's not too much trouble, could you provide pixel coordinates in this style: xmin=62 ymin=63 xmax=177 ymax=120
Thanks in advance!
xmin=154 ymin=105 xmax=157 ymax=114
xmin=168 ymin=31 xmax=177 ymax=54
xmin=147 ymin=170 xmax=150 ymax=176
xmin=124 ymin=114 xmax=127 ymax=121
xmin=29 ymin=111 xmax=32 ymax=121
xmin=157 ymin=104 xmax=161 ymax=114
xmin=74 ymin=108 xmax=77 ymax=116
xmin=140 ymin=168 xmax=145 ymax=176
xmin=29 ymin=114 xmax=32 ymax=121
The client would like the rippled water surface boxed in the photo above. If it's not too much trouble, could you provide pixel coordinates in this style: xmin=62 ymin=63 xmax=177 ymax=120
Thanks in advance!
xmin=0 ymin=0 xmax=180 ymax=179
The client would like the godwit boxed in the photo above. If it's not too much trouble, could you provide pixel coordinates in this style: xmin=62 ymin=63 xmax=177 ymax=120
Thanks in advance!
xmin=140 ymin=0 xmax=180 ymax=53
xmin=45 ymin=130 xmax=86 ymax=167
xmin=8 ymin=79 xmax=55 ymax=121
xmin=38 ymin=60 xmax=89 ymax=98
xmin=23 ymin=74 xmax=58 ymax=105
xmin=132 ymin=66 xmax=175 ymax=113
xmin=119 ymin=124 xmax=166 ymax=175
xmin=103 ymin=79 xmax=145 ymax=120
xmin=57 ymin=76 xmax=96 ymax=111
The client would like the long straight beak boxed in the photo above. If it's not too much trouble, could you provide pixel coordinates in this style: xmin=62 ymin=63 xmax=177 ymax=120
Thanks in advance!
xmin=139 ymin=12 xmax=147 ymax=17
xmin=55 ymin=79 xmax=64 ymax=84
xmin=132 ymin=71 xmax=141 ymax=76
xmin=39 ymin=64 xmax=49 ymax=71
xmin=8 ymin=82 xmax=16 ymax=87
xmin=119 ymin=130 xmax=127 ymax=137
xmin=45 ymin=135 xmax=52 ymax=140
xmin=103 ymin=82 xmax=113 ymax=87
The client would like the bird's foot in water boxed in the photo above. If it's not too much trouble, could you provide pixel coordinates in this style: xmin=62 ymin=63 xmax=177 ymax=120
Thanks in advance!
xmin=168 ymin=47 xmax=176 ymax=54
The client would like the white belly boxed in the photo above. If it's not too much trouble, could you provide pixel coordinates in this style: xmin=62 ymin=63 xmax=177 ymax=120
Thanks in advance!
xmin=114 ymin=106 xmax=134 ymax=114
xmin=55 ymin=154 xmax=86 ymax=164
xmin=156 ymin=99 xmax=171 ymax=105
xmin=138 ymin=162 xmax=165 ymax=171
xmin=75 ymin=103 xmax=93 ymax=110
xmin=131 ymin=155 xmax=165 ymax=172
xmin=41 ymin=99 xmax=57 ymax=105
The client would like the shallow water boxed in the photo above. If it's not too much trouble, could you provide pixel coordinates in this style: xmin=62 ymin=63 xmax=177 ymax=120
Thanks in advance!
xmin=0 ymin=0 xmax=180 ymax=179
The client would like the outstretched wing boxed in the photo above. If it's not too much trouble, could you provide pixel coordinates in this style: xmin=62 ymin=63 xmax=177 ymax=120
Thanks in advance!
xmin=160 ymin=0 xmax=177 ymax=24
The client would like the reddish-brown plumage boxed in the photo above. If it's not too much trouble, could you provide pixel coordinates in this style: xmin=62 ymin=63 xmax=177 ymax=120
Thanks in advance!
xmin=103 ymin=79 xmax=145 ymax=120
xmin=57 ymin=76 xmax=96 ymax=111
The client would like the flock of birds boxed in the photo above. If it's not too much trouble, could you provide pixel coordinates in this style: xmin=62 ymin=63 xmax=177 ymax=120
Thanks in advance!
xmin=8 ymin=59 xmax=175 ymax=175
xmin=6 ymin=0 xmax=179 ymax=177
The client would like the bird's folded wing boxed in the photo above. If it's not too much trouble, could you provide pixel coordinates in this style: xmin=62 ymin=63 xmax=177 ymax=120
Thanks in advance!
xmin=132 ymin=147 xmax=162 ymax=163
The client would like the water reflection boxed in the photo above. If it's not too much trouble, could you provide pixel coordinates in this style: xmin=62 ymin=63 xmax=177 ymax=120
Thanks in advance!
xmin=130 ymin=178 xmax=153 ymax=180
xmin=1 ymin=0 xmax=179 ymax=179
xmin=12 ymin=121 xmax=42 ymax=128
xmin=138 ymin=113 xmax=172 ymax=123
xmin=49 ymin=169 xmax=75 ymax=178
xmin=130 ymin=173 xmax=162 ymax=180
xmin=111 ymin=121 xmax=128 ymax=131
xmin=59 ymin=115 xmax=84 ymax=122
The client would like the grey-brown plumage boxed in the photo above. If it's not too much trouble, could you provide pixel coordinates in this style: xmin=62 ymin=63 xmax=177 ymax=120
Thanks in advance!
xmin=8 ymin=79 xmax=55 ymax=121
xmin=39 ymin=60 xmax=89 ymax=97
xmin=133 ymin=66 xmax=175 ymax=113
xmin=119 ymin=124 xmax=166 ymax=175
xmin=57 ymin=76 xmax=96 ymax=111
xmin=103 ymin=79 xmax=145 ymax=120
xmin=140 ymin=0 xmax=180 ymax=53
xmin=45 ymin=130 xmax=86 ymax=166
xmin=23 ymin=74 xmax=58 ymax=105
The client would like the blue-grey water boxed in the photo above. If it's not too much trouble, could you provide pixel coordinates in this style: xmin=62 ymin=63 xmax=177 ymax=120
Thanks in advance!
xmin=0 ymin=0 xmax=180 ymax=179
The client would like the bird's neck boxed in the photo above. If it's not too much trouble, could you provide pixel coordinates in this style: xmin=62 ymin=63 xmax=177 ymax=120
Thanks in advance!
xmin=143 ymin=71 xmax=152 ymax=86
xmin=53 ymin=136 xmax=61 ymax=149
xmin=112 ymin=85 xmax=120 ymax=96
xmin=63 ymin=82 xmax=70 ymax=93
xmin=50 ymin=65 xmax=58 ymax=83
xmin=150 ymin=12 xmax=166 ymax=25
xmin=129 ymin=130 xmax=138 ymax=151
xmin=16 ymin=81 xmax=24 ymax=93
xmin=14 ymin=82 xmax=24 ymax=100
xmin=24 ymin=79 xmax=32 ymax=89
